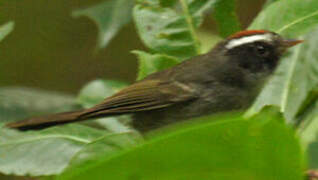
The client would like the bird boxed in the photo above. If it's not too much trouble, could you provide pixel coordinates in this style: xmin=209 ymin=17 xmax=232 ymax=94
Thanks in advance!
xmin=6 ymin=30 xmax=303 ymax=133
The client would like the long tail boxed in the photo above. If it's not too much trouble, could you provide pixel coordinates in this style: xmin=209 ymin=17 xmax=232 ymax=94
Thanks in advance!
xmin=5 ymin=109 xmax=112 ymax=131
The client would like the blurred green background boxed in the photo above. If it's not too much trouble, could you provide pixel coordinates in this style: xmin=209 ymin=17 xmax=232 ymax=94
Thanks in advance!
xmin=0 ymin=0 xmax=265 ymax=95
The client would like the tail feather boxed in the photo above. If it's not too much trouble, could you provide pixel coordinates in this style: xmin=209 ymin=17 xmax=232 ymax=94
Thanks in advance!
xmin=6 ymin=110 xmax=86 ymax=131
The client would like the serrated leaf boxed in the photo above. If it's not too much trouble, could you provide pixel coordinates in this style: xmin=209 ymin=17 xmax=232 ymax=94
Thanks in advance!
xmin=250 ymin=0 xmax=318 ymax=37
xmin=0 ymin=87 xmax=77 ymax=126
xmin=246 ymin=28 xmax=318 ymax=123
xmin=133 ymin=0 xmax=217 ymax=59
xmin=212 ymin=0 xmax=241 ymax=38
xmin=57 ymin=112 xmax=304 ymax=180
xmin=132 ymin=50 xmax=179 ymax=80
xmin=0 ymin=21 xmax=14 ymax=42
xmin=77 ymin=79 xmax=131 ymax=133
xmin=0 ymin=124 xmax=107 ymax=176
xmin=133 ymin=4 xmax=198 ymax=58
xmin=72 ymin=0 xmax=134 ymax=49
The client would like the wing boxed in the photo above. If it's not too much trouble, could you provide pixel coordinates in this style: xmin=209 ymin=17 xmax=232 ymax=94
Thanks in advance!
xmin=80 ymin=80 xmax=198 ymax=118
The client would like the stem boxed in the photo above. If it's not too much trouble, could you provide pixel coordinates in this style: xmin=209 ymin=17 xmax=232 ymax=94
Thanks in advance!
xmin=179 ymin=0 xmax=201 ymax=54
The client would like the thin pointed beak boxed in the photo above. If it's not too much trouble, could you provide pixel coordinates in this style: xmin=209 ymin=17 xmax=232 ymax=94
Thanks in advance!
xmin=282 ymin=39 xmax=304 ymax=48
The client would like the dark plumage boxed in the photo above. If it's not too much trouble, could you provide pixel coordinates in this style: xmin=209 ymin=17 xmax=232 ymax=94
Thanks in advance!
xmin=6 ymin=30 xmax=303 ymax=133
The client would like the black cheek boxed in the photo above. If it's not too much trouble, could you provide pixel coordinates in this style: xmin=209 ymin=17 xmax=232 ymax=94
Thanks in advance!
xmin=264 ymin=55 xmax=279 ymax=70
xmin=262 ymin=48 xmax=280 ymax=70
xmin=239 ymin=46 xmax=255 ymax=69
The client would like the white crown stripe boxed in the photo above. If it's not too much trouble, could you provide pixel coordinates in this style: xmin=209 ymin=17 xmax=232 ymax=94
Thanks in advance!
xmin=225 ymin=34 xmax=272 ymax=49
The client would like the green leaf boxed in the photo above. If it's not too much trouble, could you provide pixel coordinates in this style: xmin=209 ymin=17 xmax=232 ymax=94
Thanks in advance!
xmin=246 ymin=28 xmax=318 ymax=123
xmin=212 ymin=0 xmax=241 ymax=38
xmin=133 ymin=0 xmax=217 ymax=59
xmin=0 ymin=87 xmax=77 ymax=126
xmin=250 ymin=0 xmax=318 ymax=37
xmin=187 ymin=0 xmax=216 ymax=18
xmin=299 ymin=99 xmax=318 ymax=146
xmin=77 ymin=79 xmax=131 ymax=133
xmin=159 ymin=0 xmax=177 ymax=7
xmin=132 ymin=50 xmax=179 ymax=80
xmin=0 ymin=21 xmax=14 ymax=42
xmin=63 ymin=132 xmax=142 ymax=177
xmin=298 ymin=99 xmax=318 ymax=169
xmin=72 ymin=0 xmax=134 ymax=49
xmin=263 ymin=0 xmax=278 ymax=8
xmin=0 ymin=84 xmax=140 ymax=177
xmin=197 ymin=29 xmax=222 ymax=53
xmin=58 ymin=112 xmax=304 ymax=180
xmin=0 ymin=124 xmax=107 ymax=176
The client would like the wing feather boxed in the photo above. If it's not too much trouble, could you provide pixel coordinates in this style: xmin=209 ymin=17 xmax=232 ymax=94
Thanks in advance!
xmin=80 ymin=80 xmax=197 ymax=118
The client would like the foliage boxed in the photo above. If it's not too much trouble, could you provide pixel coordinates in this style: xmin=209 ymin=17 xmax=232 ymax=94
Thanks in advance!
xmin=0 ymin=125 xmax=107 ymax=176
xmin=249 ymin=0 xmax=318 ymax=37
xmin=299 ymin=99 xmax=318 ymax=169
xmin=0 ymin=86 xmax=140 ymax=176
xmin=0 ymin=0 xmax=318 ymax=179
xmin=212 ymin=0 xmax=241 ymax=37
xmin=0 ymin=21 xmax=14 ymax=42
xmin=133 ymin=0 xmax=218 ymax=59
xmin=58 ymin=112 xmax=304 ymax=180
xmin=132 ymin=50 xmax=179 ymax=80
xmin=0 ymin=88 xmax=77 ymax=127
xmin=72 ymin=0 xmax=134 ymax=49
xmin=246 ymin=28 xmax=318 ymax=123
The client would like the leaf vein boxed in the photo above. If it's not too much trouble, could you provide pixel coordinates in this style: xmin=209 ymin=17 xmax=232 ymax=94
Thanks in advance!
xmin=0 ymin=134 xmax=91 ymax=147
xmin=278 ymin=10 xmax=318 ymax=33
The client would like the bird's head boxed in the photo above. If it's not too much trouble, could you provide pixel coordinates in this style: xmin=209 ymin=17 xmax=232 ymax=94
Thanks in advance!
xmin=215 ymin=30 xmax=303 ymax=74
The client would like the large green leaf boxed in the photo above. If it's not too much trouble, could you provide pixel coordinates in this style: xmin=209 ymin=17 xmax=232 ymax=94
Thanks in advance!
xmin=0 ymin=21 xmax=14 ymax=42
xmin=58 ymin=112 xmax=304 ymax=180
xmin=63 ymin=132 xmax=141 ymax=177
xmin=0 ymin=87 xmax=77 ymax=126
xmin=250 ymin=0 xmax=318 ymax=37
xmin=0 ymin=124 xmax=107 ymax=176
xmin=72 ymin=0 xmax=134 ymax=49
xmin=212 ymin=0 xmax=241 ymax=38
xmin=133 ymin=50 xmax=179 ymax=80
xmin=246 ymin=28 xmax=318 ymax=123
xmin=133 ymin=0 xmax=217 ymax=59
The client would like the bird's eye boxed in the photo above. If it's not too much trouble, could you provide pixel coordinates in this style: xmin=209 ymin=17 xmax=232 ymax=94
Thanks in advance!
xmin=255 ymin=45 xmax=269 ymax=57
